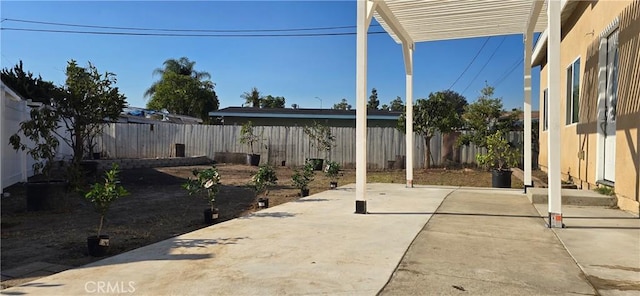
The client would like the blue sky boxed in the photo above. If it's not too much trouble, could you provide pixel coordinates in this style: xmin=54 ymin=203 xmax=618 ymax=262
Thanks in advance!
xmin=1 ymin=1 xmax=540 ymax=111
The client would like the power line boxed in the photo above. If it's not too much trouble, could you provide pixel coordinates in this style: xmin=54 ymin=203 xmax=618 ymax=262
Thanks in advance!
xmin=448 ymin=36 xmax=491 ymax=90
xmin=494 ymin=58 xmax=523 ymax=87
xmin=460 ymin=36 xmax=506 ymax=96
xmin=0 ymin=27 xmax=389 ymax=37
xmin=2 ymin=18 xmax=380 ymax=33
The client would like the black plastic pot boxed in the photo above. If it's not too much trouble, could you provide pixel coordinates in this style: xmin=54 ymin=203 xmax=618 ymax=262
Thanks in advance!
xmin=257 ymin=197 xmax=269 ymax=209
xmin=330 ymin=181 xmax=338 ymax=190
xmin=87 ymin=235 xmax=110 ymax=257
xmin=204 ymin=208 xmax=219 ymax=224
xmin=301 ymin=188 xmax=310 ymax=197
xmin=92 ymin=152 xmax=101 ymax=160
xmin=80 ymin=161 xmax=99 ymax=179
xmin=247 ymin=154 xmax=261 ymax=166
xmin=492 ymin=169 xmax=513 ymax=188
xmin=26 ymin=180 xmax=68 ymax=211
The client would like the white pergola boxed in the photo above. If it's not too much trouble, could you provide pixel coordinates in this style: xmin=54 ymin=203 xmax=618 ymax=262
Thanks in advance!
xmin=355 ymin=0 xmax=570 ymax=227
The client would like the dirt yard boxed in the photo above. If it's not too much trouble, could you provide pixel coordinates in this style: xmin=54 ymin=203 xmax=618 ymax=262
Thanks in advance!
xmin=1 ymin=164 xmax=522 ymax=288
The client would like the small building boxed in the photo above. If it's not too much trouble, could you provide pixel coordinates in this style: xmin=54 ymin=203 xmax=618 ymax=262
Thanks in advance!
xmin=208 ymin=107 xmax=402 ymax=128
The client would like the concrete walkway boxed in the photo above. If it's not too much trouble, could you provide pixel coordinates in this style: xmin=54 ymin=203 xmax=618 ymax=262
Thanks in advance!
xmin=380 ymin=188 xmax=597 ymax=295
xmin=2 ymin=184 xmax=638 ymax=295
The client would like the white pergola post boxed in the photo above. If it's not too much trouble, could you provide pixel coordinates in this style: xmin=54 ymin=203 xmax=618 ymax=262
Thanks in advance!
xmin=404 ymin=44 xmax=414 ymax=187
xmin=523 ymin=33 xmax=533 ymax=191
xmin=355 ymin=0 xmax=376 ymax=214
xmin=524 ymin=0 xmax=544 ymax=192
xmin=547 ymin=0 xmax=563 ymax=227
xmin=374 ymin=0 xmax=415 ymax=188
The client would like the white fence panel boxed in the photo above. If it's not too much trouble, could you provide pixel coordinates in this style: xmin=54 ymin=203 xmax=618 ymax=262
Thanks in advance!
xmin=96 ymin=123 xmax=525 ymax=169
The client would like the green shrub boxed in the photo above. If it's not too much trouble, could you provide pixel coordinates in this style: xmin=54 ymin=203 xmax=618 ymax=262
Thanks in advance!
xmin=594 ymin=185 xmax=615 ymax=196
xmin=182 ymin=165 xmax=221 ymax=211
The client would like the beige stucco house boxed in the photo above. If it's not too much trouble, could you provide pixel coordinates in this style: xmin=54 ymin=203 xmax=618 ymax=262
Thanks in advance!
xmin=533 ymin=0 xmax=639 ymax=214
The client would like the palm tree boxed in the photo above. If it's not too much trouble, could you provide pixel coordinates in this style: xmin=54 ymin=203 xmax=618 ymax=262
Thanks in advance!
xmin=145 ymin=57 xmax=211 ymax=98
xmin=241 ymin=87 xmax=262 ymax=108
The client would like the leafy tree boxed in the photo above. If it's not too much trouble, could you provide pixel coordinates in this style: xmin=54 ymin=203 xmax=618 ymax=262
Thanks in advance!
xmin=10 ymin=60 xmax=127 ymax=171
xmin=390 ymin=96 xmax=405 ymax=111
xmin=368 ymin=88 xmax=379 ymax=110
xmin=261 ymin=95 xmax=286 ymax=108
xmin=1 ymin=60 xmax=57 ymax=105
xmin=145 ymin=57 xmax=218 ymax=122
xmin=332 ymin=98 xmax=352 ymax=110
xmin=146 ymin=71 xmax=218 ymax=122
xmin=59 ymin=60 xmax=128 ymax=165
xmin=380 ymin=104 xmax=390 ymax=111
xmin=458 ymin=85 xmax=521 ymax=149
xmin=303 ymin=121 xmax=336 ymax=160
xmin=398 ymin=90 xmax=467 ymax=169
xmin=291 ymin=103 xmax=299 ymax=109
xmin=144 ymin=57 xmax=211 ymax=98
xmin=242 ymin=87 xmax=262 ymax=108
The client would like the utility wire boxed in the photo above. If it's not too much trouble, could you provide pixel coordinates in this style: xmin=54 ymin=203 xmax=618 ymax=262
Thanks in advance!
xmin=460 ymin=36 xmax=506 ymax=96
xmin=2 ymin=18 xmax=380 ymax=33
xmin=494 ymin=58 xmax=523 ymax=87
xmin=0 ymin=27 xmax=389 ymax=37
xmin=491 ymin=33 xmax=542 ymax=87
xmin=447 ymin=36 xmax=491 ymax=90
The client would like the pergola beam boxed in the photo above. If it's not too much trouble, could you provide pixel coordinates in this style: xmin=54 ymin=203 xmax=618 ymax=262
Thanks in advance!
xmin=373 ymin=0 xmax=415 ymax=46
xmin=526 ymin=0 xmax=545 ymax=35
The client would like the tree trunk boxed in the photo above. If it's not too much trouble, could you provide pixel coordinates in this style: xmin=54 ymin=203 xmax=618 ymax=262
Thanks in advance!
xmin=74 ymin=128 xmax=84 ymax=165
xmin=424 ymin=136 xmax=432 ymax=169
xmin=97 ymin=215 xmax=104 ymax=237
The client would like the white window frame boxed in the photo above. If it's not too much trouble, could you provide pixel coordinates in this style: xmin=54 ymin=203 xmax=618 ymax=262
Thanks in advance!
xmin=542 ymin=88 xmax=548 ymax=131
xmin=565 ymin=57 xmax=580 ymax=125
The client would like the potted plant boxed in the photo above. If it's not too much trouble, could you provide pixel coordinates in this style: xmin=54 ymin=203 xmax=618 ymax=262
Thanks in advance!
xmin=251 ymin=164 xmax=278 ymax=209
xmin=324 ymin=161 xmax=341 ymax=189
xmin=9 ymin=105 xmax=69 ymax=211
xmin=303 ymin=122 xmax=335 ymax=170
xmin=476 ymin=131 xmax=521 ymax=188
xmin=291 ymin=161 xmax=315 ymax=197
xmin=84 ymin=163 xmax=129 ymax=257
xmin=182 ymin=165 xmax=221 ymax=224
xmin=239 ymin=121 xmax=263 ymax=166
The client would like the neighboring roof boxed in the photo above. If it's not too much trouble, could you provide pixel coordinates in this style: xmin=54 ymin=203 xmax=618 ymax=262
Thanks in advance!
xmin=373 ymin=0 xmax=549 ymax=44
xmin=209 ymin=107 xmax=402 ymax=120
xmin=531 ymin=0 xmax=582 ymax=66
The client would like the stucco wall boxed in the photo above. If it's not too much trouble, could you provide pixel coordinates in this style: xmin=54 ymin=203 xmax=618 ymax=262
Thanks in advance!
xmin=537 ymin=0 xmax=639 ymax=213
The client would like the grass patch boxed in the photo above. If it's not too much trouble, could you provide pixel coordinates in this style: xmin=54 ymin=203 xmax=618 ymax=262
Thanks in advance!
xmin=594 ymin=186 xmax=615 ymax=196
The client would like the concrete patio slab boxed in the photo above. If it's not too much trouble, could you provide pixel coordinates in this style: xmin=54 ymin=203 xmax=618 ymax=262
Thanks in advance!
xmin=1 ymin=184 xmax=451 ymax=295
xmin=3 ymin=184 xmax=637 ymax=295
xmin=534 ymin=205 xmax=640 ymax=296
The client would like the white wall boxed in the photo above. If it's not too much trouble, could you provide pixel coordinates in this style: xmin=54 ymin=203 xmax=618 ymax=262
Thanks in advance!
xmin=2 ymin=84 xmax=31 ymax=192
xmin=1 ymin=83 xmax=73 ymax=193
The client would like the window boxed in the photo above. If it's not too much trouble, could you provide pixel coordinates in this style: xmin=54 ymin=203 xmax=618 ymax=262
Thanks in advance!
xmin=543 ymin=88 xmax=548 ymax=131
xmin=566 ymin=58 xmax=580 ymax=124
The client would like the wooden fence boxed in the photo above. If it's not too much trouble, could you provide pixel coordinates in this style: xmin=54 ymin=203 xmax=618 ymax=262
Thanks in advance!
xmin=96 ymin=123 xmax=524 ymax=169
